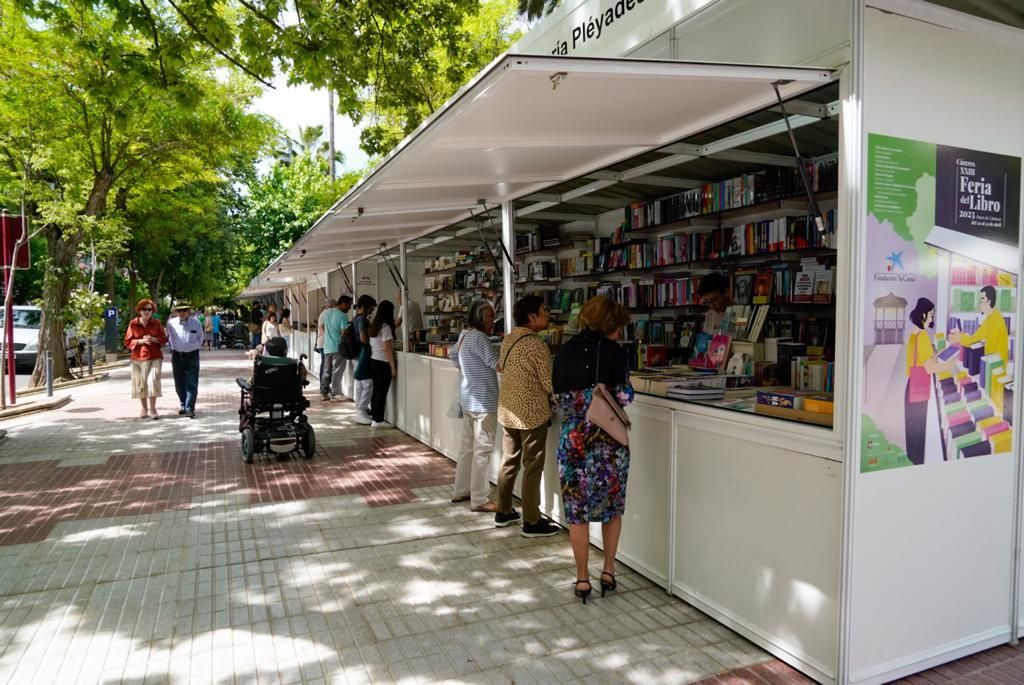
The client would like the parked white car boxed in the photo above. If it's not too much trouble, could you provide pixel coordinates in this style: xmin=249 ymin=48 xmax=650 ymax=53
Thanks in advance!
xmin=0 ymin=305 xmax=79 ymax=372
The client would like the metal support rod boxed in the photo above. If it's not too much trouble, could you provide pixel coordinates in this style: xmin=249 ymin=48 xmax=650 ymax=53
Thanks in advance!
xmin=500 ymin=202 xmax=516 ymax=335
xmin=772 ymin=82 xmax=826 ymax=233
xmin=377 ymin=245 xmax=404 ymax=290
xmin=481 ymin=201 xmax=519 ymax=278
xmin=305 ymin=279 xmax=312 ymax=369
xmin=351 ymin=261 xmax=357 ymax=299
xmin=338 ymin=261 xmax=354 ymax=294
xmin=45 ymin=352 xmax=53 ymax=397
xmin=399 ymin=242 xmax=410 ymax=353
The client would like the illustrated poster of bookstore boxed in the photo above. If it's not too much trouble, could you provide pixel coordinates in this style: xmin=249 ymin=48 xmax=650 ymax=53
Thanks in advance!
xmin=862 ymin=134 xmax=1020 ymax=473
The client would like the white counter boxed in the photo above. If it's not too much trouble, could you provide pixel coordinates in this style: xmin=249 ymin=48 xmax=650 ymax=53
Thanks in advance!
xmin=395 ymin=351 xmax=842 ymax=683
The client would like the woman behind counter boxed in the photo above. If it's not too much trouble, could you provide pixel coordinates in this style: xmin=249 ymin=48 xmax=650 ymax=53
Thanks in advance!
xmin=123 ymin=299 xmax=168 ymax=420
xmin=552 ymin=295 xmax=634 ymax=604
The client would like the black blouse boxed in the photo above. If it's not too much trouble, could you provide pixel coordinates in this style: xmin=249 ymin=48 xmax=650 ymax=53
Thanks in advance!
xmin=552 ymin=329 xmax=628 ymax=393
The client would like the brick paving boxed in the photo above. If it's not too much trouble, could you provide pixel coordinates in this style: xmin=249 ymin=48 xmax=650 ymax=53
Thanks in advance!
xmin=0 ymin=349 xmax=1020 ymax=684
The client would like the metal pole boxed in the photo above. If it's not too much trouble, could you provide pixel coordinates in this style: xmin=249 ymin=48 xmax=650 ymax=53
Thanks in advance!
xmin=1 ymin=209 xmax=13 ymax=405
xmin=500 ymin=202 xmax=516 ymax=335
xmin=399 ymin=243 xmax=409 ymax=352
xmin=351 ymin=261 xmax=357 ymax=299
xmin=0 ymin=211 xmax=6 ymax=410
xmin=305 ymin=279 xmax=312 ymax=366
xmin=45 ymin=351 xmax=53 ymax=397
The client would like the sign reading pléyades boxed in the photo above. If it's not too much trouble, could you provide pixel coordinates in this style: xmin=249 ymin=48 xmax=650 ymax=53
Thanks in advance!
xmin=550 ymin=0 xmax=649 ymax=55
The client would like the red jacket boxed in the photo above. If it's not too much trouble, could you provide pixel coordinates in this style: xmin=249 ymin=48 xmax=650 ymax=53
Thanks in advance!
xmin=124 ymin=317 xmax=168 ymax=361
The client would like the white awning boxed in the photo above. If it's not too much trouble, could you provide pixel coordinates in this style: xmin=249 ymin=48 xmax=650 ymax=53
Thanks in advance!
xmin=248 ymin=54 xmax=834 ymax=292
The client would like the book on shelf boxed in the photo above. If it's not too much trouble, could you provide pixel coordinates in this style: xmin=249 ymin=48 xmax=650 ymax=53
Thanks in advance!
xmin=812 ymin=269 xmax=835 ymax=304
xmin=732 ymin=272 xmax=754 ymax=305
xmin=752 ymin=272 xmax=772 ymax=304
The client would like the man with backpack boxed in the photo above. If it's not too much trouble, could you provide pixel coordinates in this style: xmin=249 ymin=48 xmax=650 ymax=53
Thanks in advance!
xmin=320 ymin=295 xmax=352 ymax=401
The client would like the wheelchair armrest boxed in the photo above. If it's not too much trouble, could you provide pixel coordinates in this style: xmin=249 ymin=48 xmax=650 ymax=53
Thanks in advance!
xmin=236 ymin=378 xmax=252 ymax=391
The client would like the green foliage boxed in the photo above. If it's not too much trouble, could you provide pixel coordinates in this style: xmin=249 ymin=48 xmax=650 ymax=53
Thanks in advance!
xmin=518 ymin=0 xmax=560 ymax=21
xmin=233 ymin=153 xmax=359 ymax=286
xmin=359 ymin=0 xmax=523 ymax=156
xmin=66 ymin=287 xmax=107 ymax=339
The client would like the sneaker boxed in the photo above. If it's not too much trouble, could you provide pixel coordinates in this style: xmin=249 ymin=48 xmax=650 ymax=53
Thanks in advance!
xmin=522 ymin=518 xmax=560 ymax=538
xmin=178 ymin=408 xmax=187 ymax=415
xmin=370 ymin=420 xmax=388 ymax=428
xmin=330 ymin=394 xmax=343 ymax=401
xmin=494 ymin=509 xmax=521 ymax=528
xmin=320 ymin=394 xmax=330 ymax=401
xmin=354 ymin=414 xmax=372 ymax=425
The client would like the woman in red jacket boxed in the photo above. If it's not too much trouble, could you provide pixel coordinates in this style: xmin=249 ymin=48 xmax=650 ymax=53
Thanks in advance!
xmin=124 ymin=299 xmax=168 ymax=419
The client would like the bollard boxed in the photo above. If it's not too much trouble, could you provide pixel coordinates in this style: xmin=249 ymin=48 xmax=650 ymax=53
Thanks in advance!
xmin=45 ymin=351 xmax=53 ymax=397
xmin=87 ymin=340 xmax=93 ymax=376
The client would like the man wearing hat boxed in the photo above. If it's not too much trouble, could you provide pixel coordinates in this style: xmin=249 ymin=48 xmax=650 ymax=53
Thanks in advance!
xmin=166 ymin=301 xmax=204 ymax=418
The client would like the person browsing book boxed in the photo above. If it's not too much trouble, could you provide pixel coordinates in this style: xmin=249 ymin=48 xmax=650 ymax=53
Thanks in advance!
xmin=697 ymin=272 xmax=731 ymax=334
xmin=494 ymin=295 xmax=559 ymax=538
xmin=551 ymin=295 xmax=634 ymax=604
xmin=449 ymin=299 xmax=500 ymax=513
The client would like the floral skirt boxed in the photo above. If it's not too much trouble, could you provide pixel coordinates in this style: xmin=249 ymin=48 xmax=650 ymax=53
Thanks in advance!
xmin=556 ymin=404 xmax=631 ymax=524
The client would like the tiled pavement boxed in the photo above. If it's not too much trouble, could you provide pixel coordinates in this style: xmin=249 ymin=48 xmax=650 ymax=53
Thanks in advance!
xmin=0 ymin=351 xmax=1017 ymax=684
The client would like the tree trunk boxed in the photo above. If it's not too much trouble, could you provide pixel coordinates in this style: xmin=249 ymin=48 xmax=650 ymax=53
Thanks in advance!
xmin=128 ymin=266 xmax=138 ymax=309
xmin=104 ymin=253 xmax=116 ymax=302
xmin=30 ymin=171 xmax=114 ymax=386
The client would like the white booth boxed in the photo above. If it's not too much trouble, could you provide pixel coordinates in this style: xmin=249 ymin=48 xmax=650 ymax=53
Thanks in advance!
xmin=241 ymin=2 xmax=1024 ymax=683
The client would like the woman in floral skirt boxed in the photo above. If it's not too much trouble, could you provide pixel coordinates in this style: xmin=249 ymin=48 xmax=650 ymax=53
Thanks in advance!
xmin=552 ymin=295 xmax=634 ymax=604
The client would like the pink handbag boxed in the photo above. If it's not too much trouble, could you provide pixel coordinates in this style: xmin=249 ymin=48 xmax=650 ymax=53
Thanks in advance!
xmin=584 ymin=339 xmax=632 ymax=446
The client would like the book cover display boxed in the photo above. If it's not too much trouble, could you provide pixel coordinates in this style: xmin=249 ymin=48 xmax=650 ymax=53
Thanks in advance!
xmin=862 ymin=133 xmax=1020 ymax=473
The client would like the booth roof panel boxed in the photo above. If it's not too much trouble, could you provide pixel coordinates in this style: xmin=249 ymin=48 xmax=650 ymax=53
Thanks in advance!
xmin=253 ymin=56 xmax=833 ymax=288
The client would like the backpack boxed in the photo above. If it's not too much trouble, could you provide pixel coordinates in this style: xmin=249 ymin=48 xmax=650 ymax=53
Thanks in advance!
xmin=341 ymin=320 xmax=362 ymax=359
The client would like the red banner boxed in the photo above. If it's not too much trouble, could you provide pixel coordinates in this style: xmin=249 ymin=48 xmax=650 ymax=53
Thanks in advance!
xmin=0 ymin=215 xmax=30 ymax=270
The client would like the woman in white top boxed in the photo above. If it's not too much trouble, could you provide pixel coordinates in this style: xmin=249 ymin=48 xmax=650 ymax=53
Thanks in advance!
xmin=367 ymin=300 xmax=397 ymax=427
xmin=261 ymin=312 xmax=280 ymax=351
xmin=278 ymin=307 xmax=293 ymax=336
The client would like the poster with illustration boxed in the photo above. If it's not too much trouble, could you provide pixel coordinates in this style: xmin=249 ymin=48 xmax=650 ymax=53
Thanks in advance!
xmin=862 ymin=134 xmax=1020 ymax=473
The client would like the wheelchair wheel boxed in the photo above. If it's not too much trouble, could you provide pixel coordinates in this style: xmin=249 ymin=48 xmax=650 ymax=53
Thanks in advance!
xmin=301 ymin=425 xmax=316 ymax=459
xmin=241 ymin=428 xmax=255 ymax=464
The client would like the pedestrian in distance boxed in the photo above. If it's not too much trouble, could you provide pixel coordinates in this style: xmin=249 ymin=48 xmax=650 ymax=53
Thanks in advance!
xmin=319 ymin=295 xmax=352 ymax=401
xmin=202 ymin=308 xmax=214 ymax=349
xmin=551 ymin=295 xmax=634 ymax=604
xmin=279 ymin=308 xmax=293 ymax=337
xmin=495 ymin=295 xmax=560 ymax=537
xmin=123 ymin=299 xmax=168 ymax=420
xmin=211 ymin=310 xmax=222 ymax=349
xmin=367 ymin=300 xmax=397 ymax=428
xmin=248 ymin=302 xmax=264 ymax=349
xmin=351 ymin=295 xmax=377 ymax=423
xmin=449 ymin=299 xmax=500 ymax=513
xmin=166 ymin=301 xmax=204 ymax=418
xmin=261 ymin=312 xmax=280 ymax=352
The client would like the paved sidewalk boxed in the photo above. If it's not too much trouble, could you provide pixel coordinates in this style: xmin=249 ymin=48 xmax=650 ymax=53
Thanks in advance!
xmin=0 ymin=351 xmax=1016 ymax=684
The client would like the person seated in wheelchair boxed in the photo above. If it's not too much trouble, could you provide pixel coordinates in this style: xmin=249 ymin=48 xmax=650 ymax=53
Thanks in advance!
xmin=245 ymin=336 xmax=308 ymax=386
xmin=237 ymin=336 xmax=315 ymax=462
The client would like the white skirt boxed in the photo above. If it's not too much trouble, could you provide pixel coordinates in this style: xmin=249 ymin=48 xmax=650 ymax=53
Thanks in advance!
xmin=131 ymin=358 xmax=163 ymax=399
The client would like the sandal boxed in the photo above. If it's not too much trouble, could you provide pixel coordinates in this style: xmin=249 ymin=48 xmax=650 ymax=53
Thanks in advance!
xmin=470 ymin=501 xmax=497 ymax=513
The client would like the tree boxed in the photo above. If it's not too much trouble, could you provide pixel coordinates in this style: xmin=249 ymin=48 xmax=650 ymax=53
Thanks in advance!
xmin=0 ymin=2 xmax=273 ymax=383
xmin=358 ymin=0 xmax=523 ymax=156
xmin=233 ymin=152 xmax=359 ymax=286
xmin=517 ymin=0 xmax=560 ymax=21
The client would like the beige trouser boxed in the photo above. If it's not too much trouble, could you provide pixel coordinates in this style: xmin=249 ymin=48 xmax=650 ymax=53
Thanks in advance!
xmin=497 ymin=423 xmax=549 ymax=524
xmin=453 ymin=410 xmax=497 ymax=508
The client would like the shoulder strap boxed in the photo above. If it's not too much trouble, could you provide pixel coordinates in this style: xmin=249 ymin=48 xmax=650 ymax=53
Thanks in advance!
xmin=502 ymin=333 xmax=529 ymax=368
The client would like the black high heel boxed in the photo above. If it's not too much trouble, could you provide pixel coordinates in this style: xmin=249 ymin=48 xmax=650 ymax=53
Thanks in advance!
xmin=574 ymin=579 xmax=592 ymax=604
xmin=600 ymin=571 xmax=617 ymax=597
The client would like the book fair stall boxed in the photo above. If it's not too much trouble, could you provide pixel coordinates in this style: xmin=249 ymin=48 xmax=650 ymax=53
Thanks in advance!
xmin=242 ymin=1 xmax=1024 ymax=683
